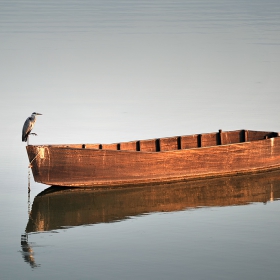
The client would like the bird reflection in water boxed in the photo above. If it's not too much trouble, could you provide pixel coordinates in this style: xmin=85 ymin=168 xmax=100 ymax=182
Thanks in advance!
xmin=20 ymin=234 xmax=40 ymax=268
xmin=20 ymin=173 xmax=40 ymax=268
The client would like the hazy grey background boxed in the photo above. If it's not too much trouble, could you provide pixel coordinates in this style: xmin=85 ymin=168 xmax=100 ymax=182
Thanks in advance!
xmin=0 ymin=0 xmax=280 ymax=279
xmin=1 ymin=0 xmax=280 ymax=147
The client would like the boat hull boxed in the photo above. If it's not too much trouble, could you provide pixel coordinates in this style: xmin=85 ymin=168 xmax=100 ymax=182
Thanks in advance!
xmin=26 ymin=131 xmax=280 ymax=187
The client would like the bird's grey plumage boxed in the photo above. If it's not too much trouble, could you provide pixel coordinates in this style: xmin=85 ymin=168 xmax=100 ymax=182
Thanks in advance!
xmin=22 ymin=112 xmax=42 ymax=142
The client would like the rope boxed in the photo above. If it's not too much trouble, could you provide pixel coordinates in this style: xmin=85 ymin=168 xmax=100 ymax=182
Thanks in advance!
xmin=28 ymin=148 xmax=42 ymax=168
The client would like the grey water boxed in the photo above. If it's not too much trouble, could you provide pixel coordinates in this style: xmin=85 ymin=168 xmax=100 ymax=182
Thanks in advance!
xmin=1 ymin=0 xmax=280 ymax=279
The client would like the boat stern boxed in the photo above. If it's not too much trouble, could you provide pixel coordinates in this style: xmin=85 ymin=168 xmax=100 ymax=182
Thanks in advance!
xmin=26 ymin=145 xmax=50 ymax=185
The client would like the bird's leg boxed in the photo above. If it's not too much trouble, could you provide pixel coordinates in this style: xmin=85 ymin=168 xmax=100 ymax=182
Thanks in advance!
xmin=27 ymin=133 xmax=37 ymax=146
xmin=28 ymin=167 xmax=31 ymax=193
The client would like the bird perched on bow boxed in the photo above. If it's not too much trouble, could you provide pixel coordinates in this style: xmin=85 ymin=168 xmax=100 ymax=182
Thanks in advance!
xmin=22 ymin=112 xmax=42 ymax=144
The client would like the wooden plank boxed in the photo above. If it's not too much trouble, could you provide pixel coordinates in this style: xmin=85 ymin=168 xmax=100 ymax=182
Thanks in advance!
xmin=102 ymin=143 xmax=119 ymax=150
xmin=201 ymin=133 xmax=218 ymax=147
xmin=140 ymin=139 xmax=158 ymax=152
xmin=221 ymin=131 xmax=241 ymax=145
xmin=120 ymin=141 xmax=137 ymax=151
xmin=82 ymin=144 xmax=100 ymax=149
xmin=247 ymin=131 xmax=273 ymax=141
xmin=181 ymin=135 xmax=198 ymax=149
xmin=160 ymin=137 xmax=179 ymax=151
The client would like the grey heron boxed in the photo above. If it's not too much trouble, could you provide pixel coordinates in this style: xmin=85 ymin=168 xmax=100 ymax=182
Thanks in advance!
xmin=22 ymin=112 xmax=42 ymax=144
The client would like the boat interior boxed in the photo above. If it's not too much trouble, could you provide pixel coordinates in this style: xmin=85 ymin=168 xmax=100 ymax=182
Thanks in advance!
xmin=48 ymin=130 xmax=279 ymax=152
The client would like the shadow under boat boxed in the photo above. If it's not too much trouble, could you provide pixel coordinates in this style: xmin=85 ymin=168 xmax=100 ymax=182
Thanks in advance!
xmin=26 ymin=169 xmax=280 ymax=233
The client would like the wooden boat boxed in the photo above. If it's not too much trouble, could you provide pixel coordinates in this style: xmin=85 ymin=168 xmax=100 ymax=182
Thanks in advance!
xmin=25 ymin=169 xmax=280 ymax=233
xmin=26 ymin=129 xmax=280 ymax=187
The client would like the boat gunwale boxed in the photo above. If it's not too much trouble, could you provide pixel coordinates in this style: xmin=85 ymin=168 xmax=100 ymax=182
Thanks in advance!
xmin=28 ymin=130 xmax=280 ymax=154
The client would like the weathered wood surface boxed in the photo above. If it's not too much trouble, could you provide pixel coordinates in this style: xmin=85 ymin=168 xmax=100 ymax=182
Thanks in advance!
xmin=26 ymin=129 xmax=280 ymax=187
xmin=25 ymin=169 xmax=280 ymax=232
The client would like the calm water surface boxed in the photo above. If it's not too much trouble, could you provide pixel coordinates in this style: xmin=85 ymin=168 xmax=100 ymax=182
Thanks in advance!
xmin=1 ymin=0 xmax=280 ymax=279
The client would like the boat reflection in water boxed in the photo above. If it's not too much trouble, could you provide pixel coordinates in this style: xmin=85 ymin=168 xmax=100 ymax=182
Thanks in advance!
xmin=26 ymin=169 xmax=280 ymax=233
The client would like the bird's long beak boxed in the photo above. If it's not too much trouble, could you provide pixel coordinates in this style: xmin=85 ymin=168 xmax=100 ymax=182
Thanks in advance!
xmin=36 ymin=113 xmax=42 ymax=115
